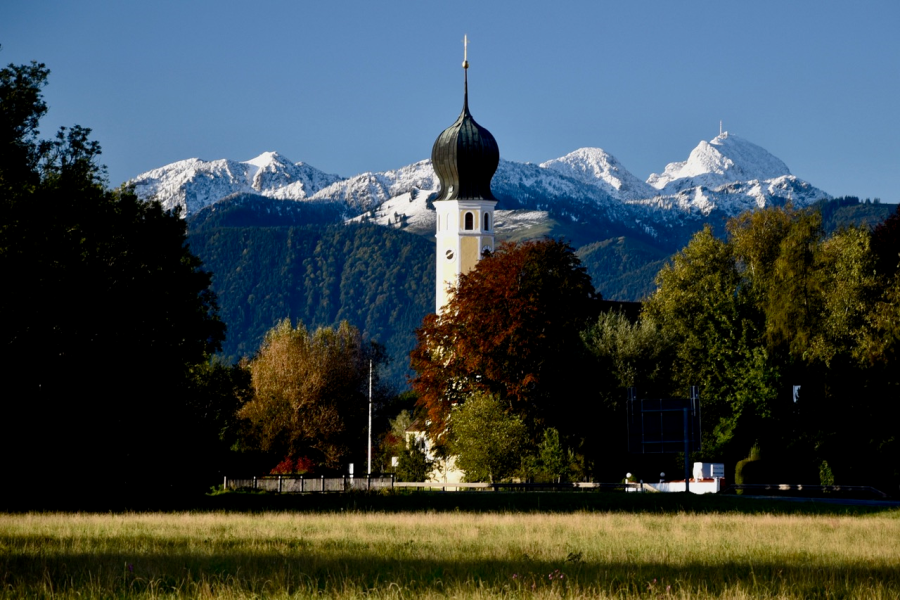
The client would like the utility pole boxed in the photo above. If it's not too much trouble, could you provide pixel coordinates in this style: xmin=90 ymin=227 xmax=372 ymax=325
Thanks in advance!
xmin=367 ymin=358 xmax=373 ymax=475
xmin=684 ymin=407 xmax=690 ymax=494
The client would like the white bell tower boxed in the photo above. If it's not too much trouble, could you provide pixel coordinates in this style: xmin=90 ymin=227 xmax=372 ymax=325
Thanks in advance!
xmin=435 ymin=199 xmax=495 ymax=314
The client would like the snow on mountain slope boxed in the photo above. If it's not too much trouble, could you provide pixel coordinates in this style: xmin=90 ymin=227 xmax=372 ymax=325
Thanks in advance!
xmin=347 ymin=188 xmax=436 ymax=235
xmin=349 ymin=197 xmax=553 ymax=241
xmin=540 ymin=147 xmax=658 ymax=201
xmin=629 ymin=174 xmax=828 ymax=217
xmin=490 ymin=159 xmax=629 ymax=227
xmin=131 ymin=152 xmax=342 ymax=215
xmin=341 ymin=156 xmax=616 ymax=230
xmin=647 ymin=132 xmax=791 ymax=194
xmin=335 ymin=156 xmax=625 ymax=227
xmin=492 ymin=210 xmax=553 ymax=239
xmin=311 ymin=160 xmax=438 ymax=214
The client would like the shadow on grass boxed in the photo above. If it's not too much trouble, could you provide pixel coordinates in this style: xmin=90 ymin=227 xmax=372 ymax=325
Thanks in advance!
xmin=197 ymin=490 xmax=900 ymax=516
xmin=2 ymin=546 xmax=899 ymax=597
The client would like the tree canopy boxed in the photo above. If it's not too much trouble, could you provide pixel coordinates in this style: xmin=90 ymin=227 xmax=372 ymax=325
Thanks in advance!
xmin=0 ymin=58 xmax=225 ymax=499
xmin=640 ymin=205 xmax=900 ymax=488
xmin=410 ymin=239 xmax=599 ymax=443
xmin=449 ymin=392 xmax=529 ymax=483
xmin=394 ymin=429 xmax=433 ymax=483
xmin=238 ymin=319 xmax=385 ymax=470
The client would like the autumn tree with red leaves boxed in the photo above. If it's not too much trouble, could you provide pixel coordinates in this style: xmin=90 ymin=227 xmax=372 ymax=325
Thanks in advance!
xmin=410 ymin=239 xmax=600 ymax=446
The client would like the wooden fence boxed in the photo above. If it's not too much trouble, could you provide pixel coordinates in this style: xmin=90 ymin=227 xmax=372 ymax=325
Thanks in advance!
xmin=394 ymin=481 xmax=641 ymax=492
xmin=224 ymin=475 xmax=394 ymax=493
xmin=224 ymin=477 xmax=644 ymax=494
xmin=223 ymin=477 xmax=891 ymax=498
xmin=720 ymin=483 xmax=889 ymax=498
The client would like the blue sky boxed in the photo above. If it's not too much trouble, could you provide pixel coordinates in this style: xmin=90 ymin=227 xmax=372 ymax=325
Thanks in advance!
xmin=3 ymin=1 xmax=898 ymax=201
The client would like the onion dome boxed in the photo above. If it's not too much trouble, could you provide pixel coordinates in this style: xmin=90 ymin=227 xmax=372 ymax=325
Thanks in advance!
xmin=431 ymin=65 xmax=499 ymax=201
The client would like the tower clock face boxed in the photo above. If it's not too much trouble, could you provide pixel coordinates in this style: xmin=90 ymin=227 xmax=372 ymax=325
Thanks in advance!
xmin=445 ymin=249 xmax=454 ymax=260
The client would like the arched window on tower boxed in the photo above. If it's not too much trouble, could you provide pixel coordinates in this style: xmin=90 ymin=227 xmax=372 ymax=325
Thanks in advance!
xmin=483 ymin=212 xmax=491 ymax=231
xmin=464 ymin=212 xmax=474 ymax=230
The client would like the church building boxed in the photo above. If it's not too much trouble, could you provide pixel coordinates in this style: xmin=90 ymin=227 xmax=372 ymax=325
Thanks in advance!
xmin=431 ymin=39 xmax=499 ymax=314
xmin=403 ymin=40 xmax=500 ymax=485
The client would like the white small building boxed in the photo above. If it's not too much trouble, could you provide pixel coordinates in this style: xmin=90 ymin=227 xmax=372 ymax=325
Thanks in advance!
xmin=642 ymin=463 xmax=725 ymax=494
xmin=405 ymin=419 xmax=465 ymax=484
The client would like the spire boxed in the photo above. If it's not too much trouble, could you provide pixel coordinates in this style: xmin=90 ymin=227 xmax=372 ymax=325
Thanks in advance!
xmin=463 ymin=67 xmax=469 ymax=115
xmin=431 ymin=36 xmax=499 ymax=202
xmin=462 ymin=34 xmax=470 ymax=115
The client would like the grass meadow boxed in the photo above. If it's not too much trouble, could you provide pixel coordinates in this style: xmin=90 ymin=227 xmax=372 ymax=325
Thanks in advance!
xmin=2 ymin=493 xmax=899 ymax=599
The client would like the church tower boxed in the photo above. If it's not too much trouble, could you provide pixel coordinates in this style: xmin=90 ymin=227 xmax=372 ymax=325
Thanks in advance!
xmin=431 ymin=39 xmax=500 ymax=315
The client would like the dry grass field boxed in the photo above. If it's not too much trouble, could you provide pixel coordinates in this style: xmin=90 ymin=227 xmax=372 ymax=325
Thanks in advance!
xmin=2 ymin=500 xmax=899 ymax=598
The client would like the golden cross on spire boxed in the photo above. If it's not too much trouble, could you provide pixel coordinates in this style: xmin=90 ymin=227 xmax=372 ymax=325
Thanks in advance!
xmin=463 ymin=34 xmax=469 ymax=69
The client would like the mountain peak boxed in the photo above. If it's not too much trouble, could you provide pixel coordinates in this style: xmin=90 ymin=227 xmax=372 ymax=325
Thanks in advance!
xmin=647 ymin=133 xmax=791 ymax=193
xmin=540 ymin=147 xmax=657 ymax=201
xmin=244 ymin=151 xmax=288 ymax=169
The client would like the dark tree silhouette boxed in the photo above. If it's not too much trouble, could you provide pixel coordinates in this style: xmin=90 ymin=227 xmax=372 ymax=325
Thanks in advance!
xmin=1 ymin=58 xmax=225 ymax=502
xmin=872 ymin=204 xmax=900 ymax=277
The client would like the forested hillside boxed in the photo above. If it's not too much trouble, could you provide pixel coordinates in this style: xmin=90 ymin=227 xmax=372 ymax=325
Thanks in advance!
xmin=815 ymin=197 xmax=894 ymax=233
xmin=188 ymin=209 xmax=434 ymax=388
xmin=576 ymin=237 xmax=671 ymax=301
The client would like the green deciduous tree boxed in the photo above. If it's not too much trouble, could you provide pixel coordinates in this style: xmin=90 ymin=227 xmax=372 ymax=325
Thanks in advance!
xmin=534 ymin=427 xmax=573 ymax=483
xmin=238 ymin=319 xmax=383 ymax=470
xmin=395 ymin=436 xmax=433 ymax=483
xmin=644 ymin=205 xmax=900 ymax=488
xmin=449 ymin=392 xmax=529 ymax=483
xmin=185 ymin=357 xmax=255 ymax=474
xmin=381 ymin=409 xmax=433 ymax=482
xmin=582 ymin=311 xmax=676 ymax=402
xmin=643 ymin=225 xmax=780 ymax=460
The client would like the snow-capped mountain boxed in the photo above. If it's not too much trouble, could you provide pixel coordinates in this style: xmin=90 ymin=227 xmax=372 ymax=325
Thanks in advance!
xmin=492 ymin=158 xmax=620 ymax=213
xmin=131 ymin=132 xmax=830 ymax=235
xmin=540 ymin=147 xmax=658 ymax=201
xmin=637 ymin=133 xmax=827 ymax=216
xmin=648 ymin=133 xmax=790 ymax=193
xmin=131 ymin=152 xmax=342 ymax=215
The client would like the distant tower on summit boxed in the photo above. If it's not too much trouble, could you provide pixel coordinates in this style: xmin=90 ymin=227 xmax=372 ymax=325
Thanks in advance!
xmin=431 ymin=36 xmax=499 ymax=314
